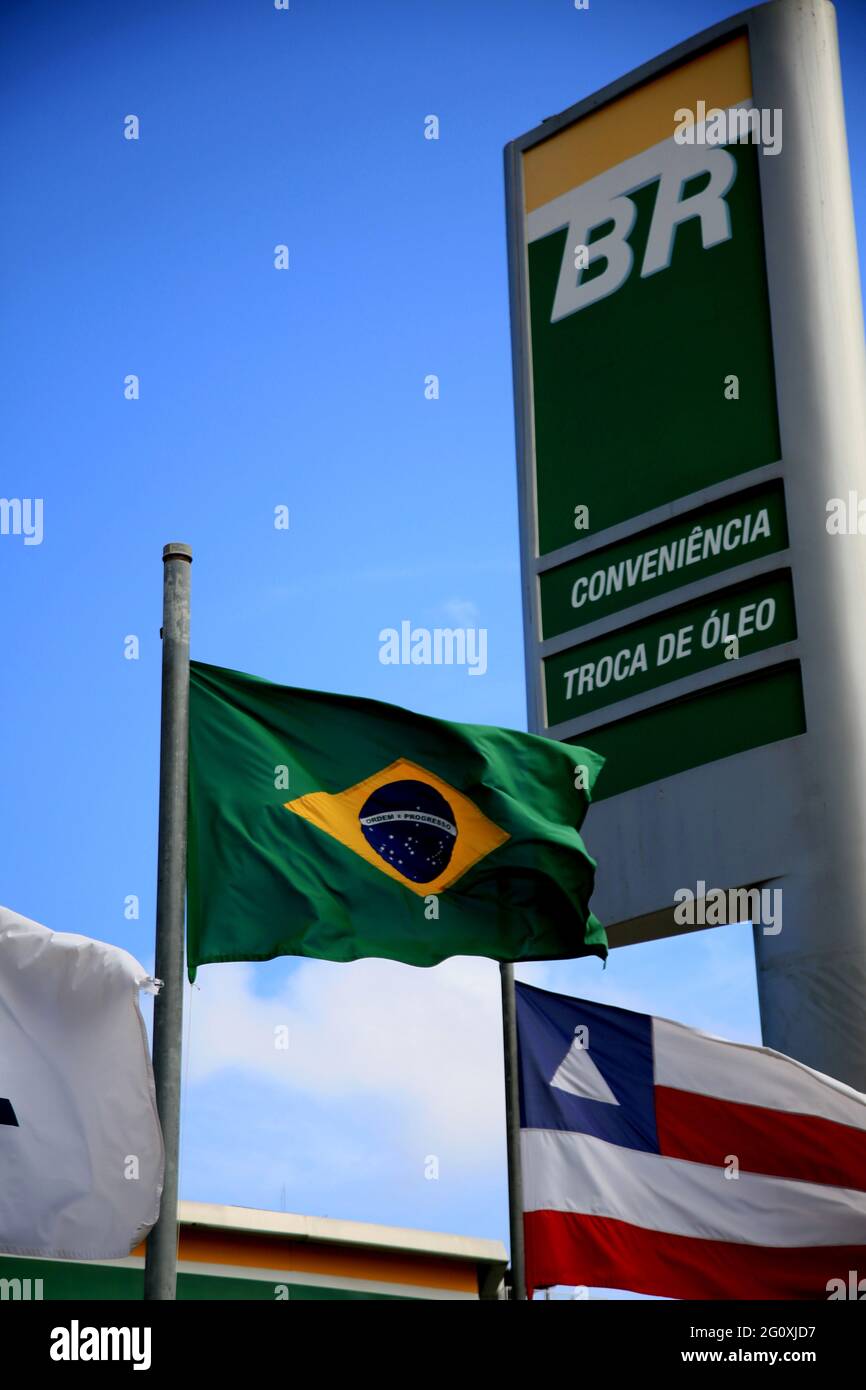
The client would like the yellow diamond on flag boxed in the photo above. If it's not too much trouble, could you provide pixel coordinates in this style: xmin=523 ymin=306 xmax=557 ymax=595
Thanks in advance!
xmin=284 ymin=757 xmax=510 ymax=897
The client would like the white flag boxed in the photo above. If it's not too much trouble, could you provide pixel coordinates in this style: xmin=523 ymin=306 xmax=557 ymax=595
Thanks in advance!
xmin=0 ymin=906 xmax=164 ymax=1259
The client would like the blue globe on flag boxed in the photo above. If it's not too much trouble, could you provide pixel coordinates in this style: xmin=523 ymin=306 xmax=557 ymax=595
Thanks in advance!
xmin=358 ymin=779 xmax=458 ymax=883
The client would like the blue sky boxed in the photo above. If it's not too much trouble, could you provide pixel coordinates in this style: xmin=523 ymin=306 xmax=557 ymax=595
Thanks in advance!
xmin=2 ymin=0 xmax=865 ymax=1294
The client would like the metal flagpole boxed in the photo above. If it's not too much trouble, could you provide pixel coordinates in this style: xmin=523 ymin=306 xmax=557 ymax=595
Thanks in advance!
xmin=144 ymin=542 xmax=192 ymax=1300
xmin=499 ymin=961 xmax=527 ymax=1300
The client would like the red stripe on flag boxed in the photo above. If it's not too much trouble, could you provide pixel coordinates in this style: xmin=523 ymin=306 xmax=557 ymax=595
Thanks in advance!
xmin=654 ymin=1084 xmax=866 ymax=1189
xmin=524 ymin=1209 xmax=866 ymax=1300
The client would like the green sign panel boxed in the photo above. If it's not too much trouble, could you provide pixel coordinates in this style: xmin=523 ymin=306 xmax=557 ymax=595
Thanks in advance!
xmin=540 ymin=480 xmax=788 ymax=639
xmin=526 ymin=106 xmax=781 ymax=554
xmin=510 ymin=30 xmax=801 ymax=792
xmin=508 ymin=0 xmax=866 ymax=1090
xmin=572 ymin=662 xmax=806 ymax=802
xmin=544 ymin=570 xmax=796 ymax=725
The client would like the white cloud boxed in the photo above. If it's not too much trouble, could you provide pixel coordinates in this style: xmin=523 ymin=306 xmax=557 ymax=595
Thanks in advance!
xmin=439 ymin=597 xmax=481 ymax=626
xmin=185 ymin=954 xmax=505 ymax=1167
xmin=179 ymin=929 xmax=761 ymax=1207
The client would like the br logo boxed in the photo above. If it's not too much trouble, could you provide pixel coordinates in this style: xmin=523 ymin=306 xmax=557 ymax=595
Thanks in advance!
xmin=528 ymin=139 xmax=739 ymax=322
xmin=0 ymin=1098 xmax=18 ymax=1126
xmin=359 ymin=779 xmax=457 ymax=884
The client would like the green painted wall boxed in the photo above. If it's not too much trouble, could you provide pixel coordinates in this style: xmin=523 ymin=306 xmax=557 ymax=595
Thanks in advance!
xmin=0 ymin=1254 xmax=414 ymax=1301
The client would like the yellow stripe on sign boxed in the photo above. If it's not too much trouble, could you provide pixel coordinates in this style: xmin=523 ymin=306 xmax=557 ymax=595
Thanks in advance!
xmin=285 ymin=757 xmax=509 ymax=897
xmin=523 ymin=34 xmax=752 ymax=213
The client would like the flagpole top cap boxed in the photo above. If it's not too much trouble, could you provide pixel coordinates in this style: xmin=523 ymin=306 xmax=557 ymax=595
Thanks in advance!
xmin=162 ymin=542 xmax=193 ymax=563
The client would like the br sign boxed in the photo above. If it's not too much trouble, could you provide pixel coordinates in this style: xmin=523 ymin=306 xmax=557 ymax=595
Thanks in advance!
xmin=505 ymin=0 xmax=866 ymax=1091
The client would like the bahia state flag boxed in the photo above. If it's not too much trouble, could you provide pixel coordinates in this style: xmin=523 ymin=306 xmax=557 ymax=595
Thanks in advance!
xmin=516 ymin=982 xmax=866 ymax=1300
xmin=187 ymin=661 xmax=607 ymax=976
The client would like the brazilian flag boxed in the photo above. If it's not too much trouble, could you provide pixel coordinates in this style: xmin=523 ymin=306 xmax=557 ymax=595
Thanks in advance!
xmin=187 ymin=661 xmax=607 ymax=977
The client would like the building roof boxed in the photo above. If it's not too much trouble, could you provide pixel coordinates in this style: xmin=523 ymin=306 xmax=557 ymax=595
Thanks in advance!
xmin=179 ymin=1200 xmax=504 ymax=1262
xmin=176 ymin=1200 xmax=508 ymax=1300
